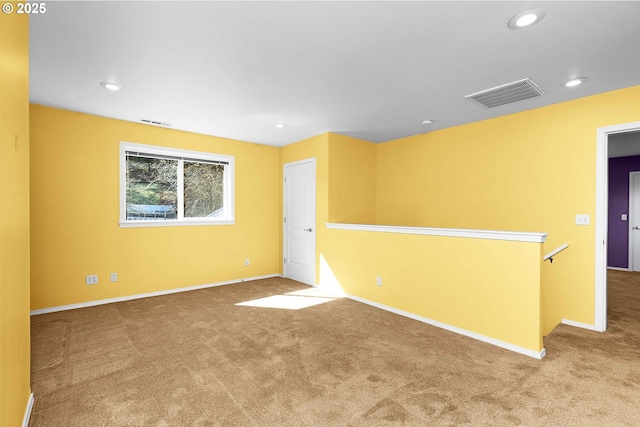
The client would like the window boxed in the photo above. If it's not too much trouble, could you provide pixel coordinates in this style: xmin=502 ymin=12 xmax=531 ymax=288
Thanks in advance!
xmin=120 ymin=142 xmax=234 ymax=227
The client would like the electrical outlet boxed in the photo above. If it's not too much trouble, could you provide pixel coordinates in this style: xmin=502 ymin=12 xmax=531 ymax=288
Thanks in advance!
xmin=110 ymin=272 xmax=118 ymax=282
xmin=376 ymin=276 xmax=382 ymax=286
xmin=244 ymin=259 xmax=250 ymax=266
xmin=86 ymin=275 xmax=98 ymax=285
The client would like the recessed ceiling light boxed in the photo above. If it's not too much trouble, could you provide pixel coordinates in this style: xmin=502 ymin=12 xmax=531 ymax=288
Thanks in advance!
xmin=508 ymin=9 xmax=545 ymax=29
xmin=564 ymin=77 xmax=588 ymax=87
xmin=421 ymin=119 xmax=433 ymax=126
xmin=100 ymin=81 xmax=123 ymax=91
xmin=275 ymin=123 xmax=286 ymax=129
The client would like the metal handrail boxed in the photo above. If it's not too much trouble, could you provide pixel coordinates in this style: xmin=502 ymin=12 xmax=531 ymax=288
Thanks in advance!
xmin=544 ymin=244 xmax=569 ymax=263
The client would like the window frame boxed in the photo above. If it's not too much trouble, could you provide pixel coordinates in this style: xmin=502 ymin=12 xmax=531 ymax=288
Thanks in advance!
xmin=119 ymin=141 xmax=235 ymax=228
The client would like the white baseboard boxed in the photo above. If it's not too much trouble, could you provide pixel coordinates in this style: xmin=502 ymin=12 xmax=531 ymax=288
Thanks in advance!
xmin=561 ymin=318 xmax=603 ymax=332
xmin=607 ymin=266 xmax=631 ymax=271
xmin=30 ymin=274 xmax=280 ymax=316
xmin=344 ymin=294 xmax=546 ymax=360
xmin=22 ymin=393 xmax=33 ymax=427
xmin=31 ymin=274 xmax=545 ymax=359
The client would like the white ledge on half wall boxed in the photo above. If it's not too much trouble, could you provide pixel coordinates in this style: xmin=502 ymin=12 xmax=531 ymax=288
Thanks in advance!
xmin=326 ymin=223 xmax=547 ymax=243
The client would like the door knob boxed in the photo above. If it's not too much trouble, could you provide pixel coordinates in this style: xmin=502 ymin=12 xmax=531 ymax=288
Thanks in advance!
xmin=304 ymin=228 xmax=313 ymax=232
xmin=635 ymin=226 xmax=640 ymax=230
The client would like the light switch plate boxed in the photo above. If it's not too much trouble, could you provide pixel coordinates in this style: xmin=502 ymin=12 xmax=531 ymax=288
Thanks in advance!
xmin=622 ymin=214 xmax=628 ymax=221
xmin=576 ymin=214 xmax=590 ymax=226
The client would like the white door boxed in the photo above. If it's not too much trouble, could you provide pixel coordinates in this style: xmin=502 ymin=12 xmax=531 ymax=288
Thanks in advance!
xmin=284 ymin=159 xmax=316 ymax=285
xmin=630 ymin=172 xmax=640 ymax=271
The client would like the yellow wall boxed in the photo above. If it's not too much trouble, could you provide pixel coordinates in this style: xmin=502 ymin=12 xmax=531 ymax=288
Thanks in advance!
xmin=377 ymin=85 xmax=640 ymax=333
xmin=322 ymin=229 xmax=543 ymax=352
xmin=278 ymin=132 xmax=376 ymax=284
xmin=30 ymin=105 xmax=280 ymax=310
xmin=0 ymin=9 xmax=31 ymax=426
xmin=328 ymin=133 xmax=377 ymax=224
xmin=25 ymin=75 xmax=640 ymax=361
xmin=279 ymin=133 xmax=329 ymax=283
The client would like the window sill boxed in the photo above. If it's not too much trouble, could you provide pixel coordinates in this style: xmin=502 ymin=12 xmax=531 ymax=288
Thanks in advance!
xmin=119 ymin=219 xmax=236 ymax=228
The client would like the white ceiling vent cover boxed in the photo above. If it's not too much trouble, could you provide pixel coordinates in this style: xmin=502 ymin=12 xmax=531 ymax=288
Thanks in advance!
xmin=465 ymin=78 xmax=545 ymax=109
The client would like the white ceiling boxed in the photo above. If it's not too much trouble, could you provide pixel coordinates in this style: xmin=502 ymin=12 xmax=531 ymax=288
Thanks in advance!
xmin=29 ymin=1 xmax=640 ymax=147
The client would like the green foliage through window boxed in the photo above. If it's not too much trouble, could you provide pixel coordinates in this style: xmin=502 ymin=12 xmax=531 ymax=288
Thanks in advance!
xmin=122 ymin=145 xmax=232 ymax=224
xmin=184 ymin=161 xmax=224 ymax=218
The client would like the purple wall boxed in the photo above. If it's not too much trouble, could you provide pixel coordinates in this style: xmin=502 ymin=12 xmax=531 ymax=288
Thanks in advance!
xmin=608 ymin=155 xmax=640 ymax=268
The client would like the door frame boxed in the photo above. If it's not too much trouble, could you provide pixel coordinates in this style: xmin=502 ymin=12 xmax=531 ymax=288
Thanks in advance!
xmin=628 ymin=171 xmax=640 ymax=271
xmin=595 ymin=120 xmax=640 ymax=332
xmin=282 ymin=157 xmax=317 ymax=285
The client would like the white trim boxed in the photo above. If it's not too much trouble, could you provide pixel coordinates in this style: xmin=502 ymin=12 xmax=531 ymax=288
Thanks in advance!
xmin=607 ymin=266 xmax=631 ymax=271
xmin=629 ymin=172 xmax=640 ymax=271
xmin=596 ymin=121 xmax=640 ymax=333
xmin=345 ymin=293 xmax=546 ymax=359
xmin=561 ymin=318 xmax=600 ymax=332
xmin=327 ymin=223 xmax=547 ymax=243
xmin=22 ymin=393 xmax=34 ymax=427
xmin=283 ymin=157 xmax=318 ymax=168
xmin=30 ymin=274 xmax=279 ymax=316
xmin=119 ymin=141 xmax=235 ymax=227
xmin=119 ymin=219 xmax=235 ymax=228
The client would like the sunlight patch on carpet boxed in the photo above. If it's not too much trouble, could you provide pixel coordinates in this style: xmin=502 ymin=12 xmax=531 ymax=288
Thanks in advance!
xmin=236 ymin=289 xmax=341 ymax=310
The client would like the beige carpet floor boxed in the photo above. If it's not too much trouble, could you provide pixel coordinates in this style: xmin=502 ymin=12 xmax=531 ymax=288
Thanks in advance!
xmin=30 ymin=271 xmax=640 ymax=426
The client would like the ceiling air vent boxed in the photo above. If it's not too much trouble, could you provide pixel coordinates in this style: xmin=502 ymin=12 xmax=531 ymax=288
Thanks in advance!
xmin=465 ymin=78 xmax=545 ymax=109
xmin=140 ymin=119 xmax=171 ymax=127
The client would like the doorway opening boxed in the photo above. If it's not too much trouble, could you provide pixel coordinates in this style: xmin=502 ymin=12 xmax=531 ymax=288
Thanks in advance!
xmin=595 ymin=121 xmax=640 ymax=332
xmin=609 ymin=136 xmax=640 ymax=272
